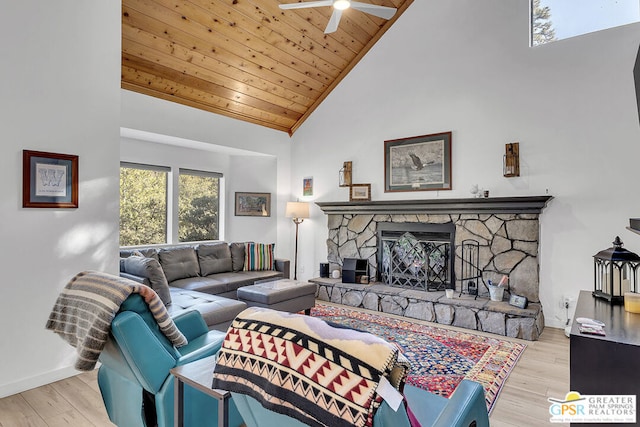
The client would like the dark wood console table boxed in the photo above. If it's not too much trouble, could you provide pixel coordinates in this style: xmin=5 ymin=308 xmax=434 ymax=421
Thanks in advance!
xmin=570 ymin=290 xmax=640 ymax=426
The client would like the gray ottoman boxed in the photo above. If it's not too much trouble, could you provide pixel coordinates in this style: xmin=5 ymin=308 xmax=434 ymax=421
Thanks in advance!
xmin=237 ymin=279 xmax=317 ymax=315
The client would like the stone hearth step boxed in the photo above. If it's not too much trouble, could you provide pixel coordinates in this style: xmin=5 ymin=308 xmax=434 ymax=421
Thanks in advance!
xmin=310 ymin=277 xmax=544 ymax=340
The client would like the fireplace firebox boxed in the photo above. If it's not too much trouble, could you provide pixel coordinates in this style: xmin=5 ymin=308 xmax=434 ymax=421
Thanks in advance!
xmin=377 ymin=222 xmax=455 ymax=291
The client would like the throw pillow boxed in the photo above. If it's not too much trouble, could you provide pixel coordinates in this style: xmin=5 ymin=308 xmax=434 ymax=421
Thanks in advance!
xmin=158 ymin=247 xmax=200 ymax=283
xmin=229 ymin=242 xmax=246 ymax=272
xmin=123 ymin=256 xmax=172 ymax=306
xmin=197 ymin=243 xmax=233 ymax=276
xmin=244 ymin=242 xmax=275 ymax=271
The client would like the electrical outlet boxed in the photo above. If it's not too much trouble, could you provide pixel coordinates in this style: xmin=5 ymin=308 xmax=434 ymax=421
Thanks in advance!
xmin=562 ymin=296 xmax=576 ymax=309
xmin=299 ymin=265 xmax=305 ymax=273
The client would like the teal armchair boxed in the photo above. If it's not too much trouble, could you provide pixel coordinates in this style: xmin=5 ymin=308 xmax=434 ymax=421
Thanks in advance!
xmin=97 ymin=294 xmax=243 ymax=427
xmin=232 ymin=380 xmax=489 ymax=427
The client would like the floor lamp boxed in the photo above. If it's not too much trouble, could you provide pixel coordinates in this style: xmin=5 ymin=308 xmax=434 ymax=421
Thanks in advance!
xmin=285 ymin=201 xmax=310 ymax=280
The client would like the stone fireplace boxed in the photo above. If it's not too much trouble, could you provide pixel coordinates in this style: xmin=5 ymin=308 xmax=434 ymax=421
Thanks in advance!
xmin=311 ymin=197 xmax=553 ymax=340
xmin=320 ymin=196 xmax=552 ymax=303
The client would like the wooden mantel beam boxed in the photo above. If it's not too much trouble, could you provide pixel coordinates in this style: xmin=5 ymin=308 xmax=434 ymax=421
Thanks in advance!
xmin=315 ymin=196 xmax=554 ymax=215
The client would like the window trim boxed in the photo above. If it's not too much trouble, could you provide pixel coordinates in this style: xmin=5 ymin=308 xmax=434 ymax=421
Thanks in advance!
xmin=177 ymin=169 xmax=222 ymax=243
xmin=120 ymin=162 xmax=224 ymax=246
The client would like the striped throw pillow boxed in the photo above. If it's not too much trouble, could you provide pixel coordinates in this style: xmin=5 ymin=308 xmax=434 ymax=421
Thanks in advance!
xmin=244 ymin=242 xmax=275 ymax=271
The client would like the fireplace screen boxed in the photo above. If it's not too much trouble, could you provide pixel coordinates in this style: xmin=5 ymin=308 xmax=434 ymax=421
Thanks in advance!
xmin=380 ymin=231 xmax=451 ymax=291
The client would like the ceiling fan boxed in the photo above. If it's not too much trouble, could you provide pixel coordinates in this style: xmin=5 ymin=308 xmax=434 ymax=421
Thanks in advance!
xmin=279 ymin=0 xmax=397 ymax=34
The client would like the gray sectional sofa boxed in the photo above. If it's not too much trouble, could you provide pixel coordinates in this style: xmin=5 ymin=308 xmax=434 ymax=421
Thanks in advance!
xmin=119 ymin=241 xmax=290 ymax=330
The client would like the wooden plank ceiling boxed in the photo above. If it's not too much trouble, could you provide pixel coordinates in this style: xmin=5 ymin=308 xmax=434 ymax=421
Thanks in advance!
xmin=122 ymin=0 xmax=413 ymax=135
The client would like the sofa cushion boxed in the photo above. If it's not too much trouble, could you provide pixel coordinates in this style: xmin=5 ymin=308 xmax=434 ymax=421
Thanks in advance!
xmin=244 ymin=242 xmax=275 ymax=271
xmin=167 ymin=288 xmax=247 ymax=331
xmin=120 ymin=248 xmax=159 ymax=261
xmin=122 ymin=256 xmax=172 ymax=306
xmin=229 ymin=242 xmax=246 ymax=272
xmin=170 ymin=276 xmax=228 ymax=295
xmin=213 ymin=271 xmax=283 ymax=293
xmin=158 ymin=247 xmax=200 ymax=283
xmin=197 ymin=243 xmax=233 ymax=276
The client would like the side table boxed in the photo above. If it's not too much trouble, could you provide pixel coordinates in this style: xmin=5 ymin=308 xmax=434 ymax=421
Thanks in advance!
xmin=170 ymin=355 xmax=230 ymax=427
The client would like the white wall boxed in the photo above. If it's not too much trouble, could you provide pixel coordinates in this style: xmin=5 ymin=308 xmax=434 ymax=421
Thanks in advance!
xmin=226 ymin=156 xmax=279 ymax=245
xmin=120 ymin=138 xmax=280 ymax=247
xmin=120 ymin=91 xmax=291 ymax=260
xmin=0 ymin=1 xmax=121 ymax=397
xmin=290 ymin=0 xmax=640 ymax=327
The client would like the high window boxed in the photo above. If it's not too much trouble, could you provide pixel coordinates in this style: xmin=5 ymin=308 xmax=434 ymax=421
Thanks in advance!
xmin=120 ymin=163 xmax=222 ymax=247
xmin=531 ymin=0 xmax=640 ymax=47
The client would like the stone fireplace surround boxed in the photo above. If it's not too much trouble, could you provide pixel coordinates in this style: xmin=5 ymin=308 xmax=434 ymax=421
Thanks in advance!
xmin=312 ymin=196 xmax=552 ymax=340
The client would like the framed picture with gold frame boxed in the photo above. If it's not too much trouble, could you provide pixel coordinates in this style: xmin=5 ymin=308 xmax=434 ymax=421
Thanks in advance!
xmin=349 ymin=184 xmax=371 ymax=201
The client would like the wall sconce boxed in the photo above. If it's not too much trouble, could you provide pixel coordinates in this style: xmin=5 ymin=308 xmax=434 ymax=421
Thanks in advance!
xmin=593 ymin=236 xmax=640 ymax=305
xmin=338 ymin=161 xmax=352 ymax=187
xmin=503 ymin=143 xmax=520 ymax=177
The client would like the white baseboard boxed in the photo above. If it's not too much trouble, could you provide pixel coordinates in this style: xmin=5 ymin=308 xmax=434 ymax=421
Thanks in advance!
xmin=545 ymin=318 xmax=571 ymax=329
xmin=0 ymin=366 xmax=80 ymax=399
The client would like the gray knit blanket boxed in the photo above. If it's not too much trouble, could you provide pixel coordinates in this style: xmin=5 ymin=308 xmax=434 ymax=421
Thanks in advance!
xmin=46 ymin=271 xmax=187 ymax=371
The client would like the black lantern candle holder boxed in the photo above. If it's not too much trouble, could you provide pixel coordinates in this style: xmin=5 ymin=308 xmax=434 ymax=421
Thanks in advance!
xmin=593 ymin=236 xmax=640 ymax=305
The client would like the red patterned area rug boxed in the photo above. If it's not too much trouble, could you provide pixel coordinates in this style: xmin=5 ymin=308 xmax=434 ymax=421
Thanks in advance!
xmin=311 ymin=303 xmax=526 ymax=414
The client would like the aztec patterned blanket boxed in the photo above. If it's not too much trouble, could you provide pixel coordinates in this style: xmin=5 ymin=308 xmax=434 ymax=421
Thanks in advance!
xmin=46 ymin=271 xmax=186 ymax=371
xmin=212 ymin=307 xmax=410 ymax=427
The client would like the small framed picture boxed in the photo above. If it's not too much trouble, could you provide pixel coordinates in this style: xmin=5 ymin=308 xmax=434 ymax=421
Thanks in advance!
xmin=23 ymin=150 xmax=79 ymax=208
xmin=235 ymin=192 xmax=271 ymax=217
xmin=349 ymin=184 xmax=371 ymax=201
xmin=303 ymin=176 xmax=313 ymax=196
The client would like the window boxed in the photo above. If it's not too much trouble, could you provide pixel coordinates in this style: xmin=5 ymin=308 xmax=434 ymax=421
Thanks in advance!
xmin=178 ymin=169 xmax=221 ymax=242
xmin=120 ymin=163 xmax=168 ymax=246
xmin=120 ymin=163 xmax=223 ymax=246
xmin=531 ymin=0 xmax=640 ymax=46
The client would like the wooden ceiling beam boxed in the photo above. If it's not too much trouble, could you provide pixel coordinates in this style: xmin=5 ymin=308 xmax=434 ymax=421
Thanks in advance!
xmin=150 ymin=0 xmax=342 ymax=79
xmin=125 ymin=0 xmax=334 ymax=88
xmin=123 ymin=28 xmax=310 ymax=113
xmin=123 ymin=54 xmax=302 ymax=121
xmin=123 ymin=62 xmax=299 ymax=130
xmin=192 ymin=0 xmax=353 ymax=70
xmin=123 ymin=7 xmax=326 ymax=99
xmin=251 ymin=0 xmax=366 ymax=56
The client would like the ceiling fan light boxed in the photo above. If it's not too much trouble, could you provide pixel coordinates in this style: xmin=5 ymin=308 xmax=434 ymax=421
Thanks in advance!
xmin=333 ymin=0 xmax=351 ymax=10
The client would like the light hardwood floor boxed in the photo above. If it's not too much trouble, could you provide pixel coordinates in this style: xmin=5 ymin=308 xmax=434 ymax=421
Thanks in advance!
xmin=0 ymin=324 xmax=569 ymax=427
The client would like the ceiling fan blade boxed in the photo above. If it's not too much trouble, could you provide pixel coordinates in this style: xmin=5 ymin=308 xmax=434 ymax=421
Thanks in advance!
xmin=350 ymin=2 xmax=397 ymax=20
xmin=279 ymin=0 xmax=333 ymax=10
xmin=324 ymin=9 xmax=342 ymax=33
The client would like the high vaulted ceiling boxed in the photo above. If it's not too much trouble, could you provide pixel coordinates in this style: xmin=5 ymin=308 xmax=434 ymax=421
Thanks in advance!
xmin=122 ymin=0 xmax=413 ymax=135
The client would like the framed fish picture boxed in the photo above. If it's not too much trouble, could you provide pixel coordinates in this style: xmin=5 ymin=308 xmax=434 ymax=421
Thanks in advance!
xmin=384 ymin=132 xmax=452 ymax=192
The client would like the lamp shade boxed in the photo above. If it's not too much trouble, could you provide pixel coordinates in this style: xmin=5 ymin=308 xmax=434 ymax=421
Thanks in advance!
xmin=285 ymin=202 xmax=309 ymax=219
